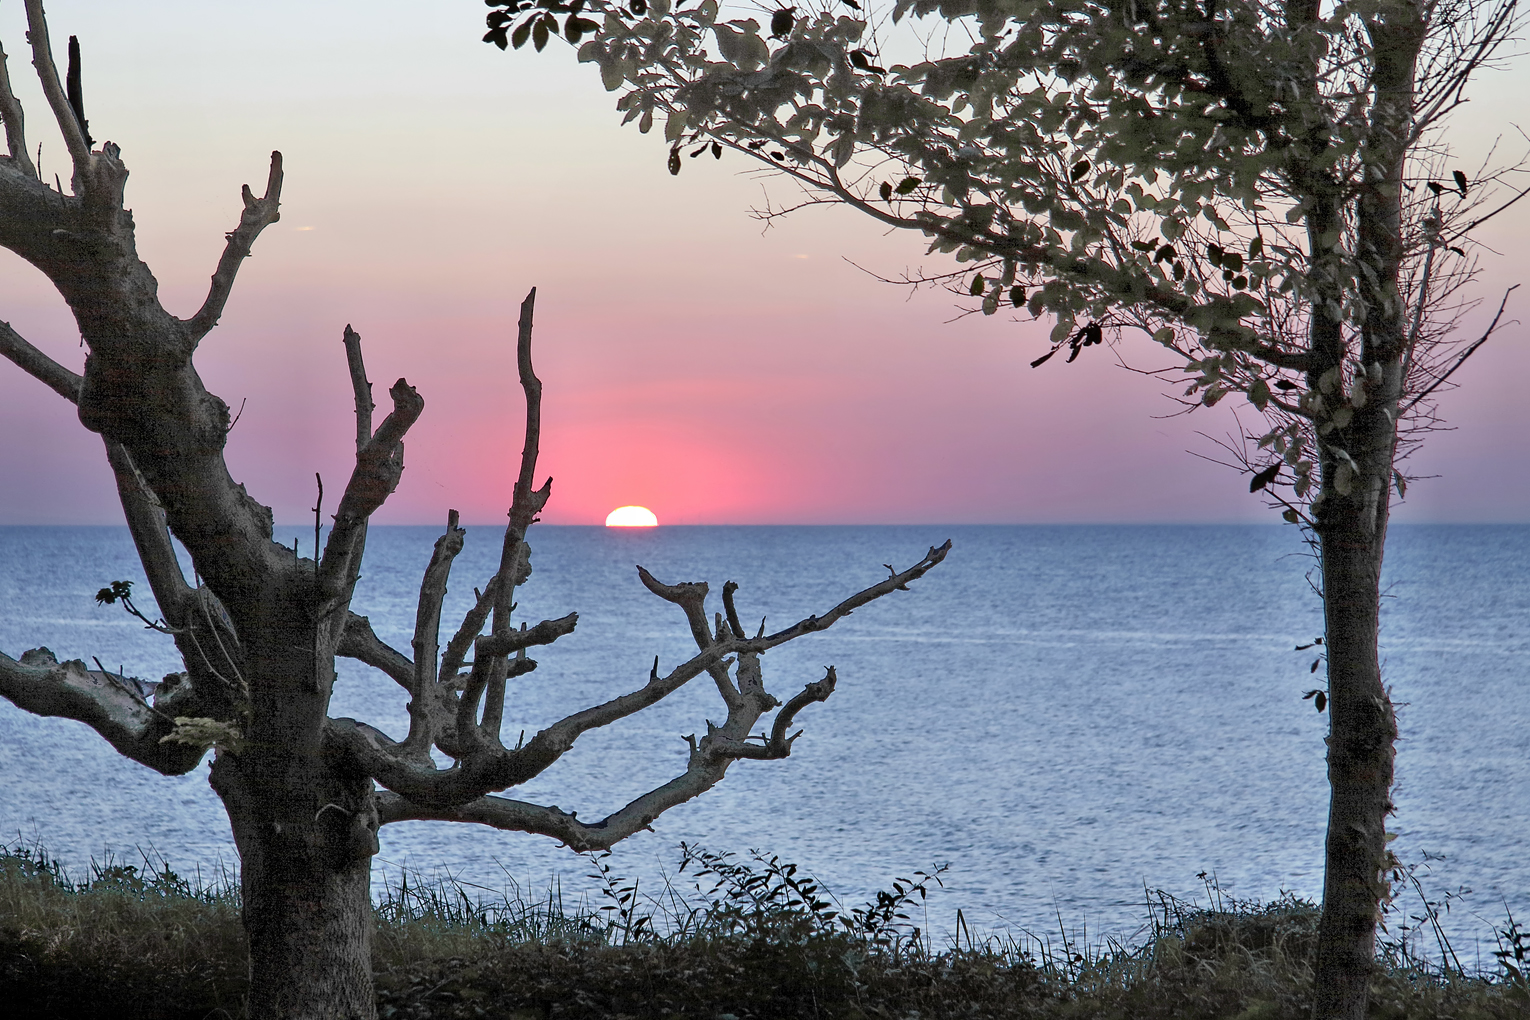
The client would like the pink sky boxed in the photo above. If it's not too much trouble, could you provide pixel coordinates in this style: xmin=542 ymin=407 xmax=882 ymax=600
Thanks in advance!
xmin=1 ymin=0 xmax=1526 ymax=526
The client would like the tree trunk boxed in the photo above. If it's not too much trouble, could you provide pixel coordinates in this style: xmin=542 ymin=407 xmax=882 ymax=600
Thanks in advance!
xmin=1311 ymin=521 xmax=1397 ymax=1020
xmin=209 ymin=610 xmax=381 ymax=1020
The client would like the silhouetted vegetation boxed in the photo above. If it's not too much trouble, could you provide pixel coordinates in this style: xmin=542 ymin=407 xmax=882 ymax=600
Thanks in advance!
xmin=1 ymin=841 xmax=1524 ymax=1019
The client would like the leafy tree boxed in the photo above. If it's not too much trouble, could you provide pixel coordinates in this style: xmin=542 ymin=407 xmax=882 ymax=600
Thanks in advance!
xmin=484 ymin=0 xmax=1525 ymax=1016
xmin=0 ymin=4 xmax=949 ymax=1017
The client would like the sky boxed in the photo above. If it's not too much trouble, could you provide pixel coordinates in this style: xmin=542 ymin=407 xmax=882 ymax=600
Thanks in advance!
xmin=0 ymin=0 xmax=1526 ymax=526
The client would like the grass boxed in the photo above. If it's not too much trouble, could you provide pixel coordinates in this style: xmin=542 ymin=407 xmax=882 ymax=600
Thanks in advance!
xmin=0 ymin=839 xmax=1525 ymax=1019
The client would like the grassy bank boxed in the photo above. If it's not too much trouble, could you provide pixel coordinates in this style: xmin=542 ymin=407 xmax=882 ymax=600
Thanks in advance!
xmin=1 ymin=842 xmax=1524 ymax=1019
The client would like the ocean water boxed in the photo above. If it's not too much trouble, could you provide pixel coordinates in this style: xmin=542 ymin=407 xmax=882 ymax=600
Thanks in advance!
xmin=0 ymin=524 xmax=1525 ymax=957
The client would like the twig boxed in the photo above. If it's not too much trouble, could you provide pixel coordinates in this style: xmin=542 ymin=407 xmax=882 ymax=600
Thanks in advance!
xmin=1401 ymin=285 xmax=1518 ymax=413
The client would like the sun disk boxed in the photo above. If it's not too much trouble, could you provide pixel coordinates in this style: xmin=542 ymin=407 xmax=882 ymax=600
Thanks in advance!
xmin=605 ymin=505 xmax=659 ymax=527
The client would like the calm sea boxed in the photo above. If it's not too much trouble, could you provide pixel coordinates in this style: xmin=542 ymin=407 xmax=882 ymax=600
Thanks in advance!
xmin=1 ymin=525 xmax=1525 ymax=957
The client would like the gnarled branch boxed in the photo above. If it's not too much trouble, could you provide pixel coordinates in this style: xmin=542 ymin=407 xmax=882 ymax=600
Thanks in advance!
xmin=337 ymin=612 xmax=415 ymax=690
xmin=0 ymin=646 xmax=204 ymax=775
xmin=328 ymin=540 xmax=950 ymax=809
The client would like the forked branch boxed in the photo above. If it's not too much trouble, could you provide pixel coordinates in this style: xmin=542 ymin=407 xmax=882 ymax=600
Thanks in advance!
xmin=329 ymin=540 xmax=949 ymax=810
xmin=185 ymin=152 xmax=284 ymax=341
xmin=318 ymin=377 xmax=425 ymax=598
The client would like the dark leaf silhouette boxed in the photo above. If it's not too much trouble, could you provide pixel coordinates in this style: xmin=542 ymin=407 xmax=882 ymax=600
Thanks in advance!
xmin=850 ymin=50 xmax=886 ymax=74
xmin=94 ymin=580 xmax=133 ymax=606
xmin=1453 ymin=169 xmax=1469 ymax=194
xmin=1249 ymin=462 xmax=1281 ymax=492
xmin=771 ymin=7 xmax=796 ymax=38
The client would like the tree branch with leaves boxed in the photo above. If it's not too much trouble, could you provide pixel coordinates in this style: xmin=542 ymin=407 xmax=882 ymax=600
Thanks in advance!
xmin=488 ymin=1 xmax=1526 ymax=1017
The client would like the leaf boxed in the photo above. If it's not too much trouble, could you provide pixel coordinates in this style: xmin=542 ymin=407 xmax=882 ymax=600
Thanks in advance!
xmin=969 ymin=274 xmax=985 ymax=296
xmin=894 ymin=176 xmax=921 ymax=194
xmin=770 ymin=7 xmax=795 ymax=38
xmin=1334 ymin=460 xmax=1354 ymax=495
xmin=1070 ymin=159 xmax=1090 ymax=181
xmin=1248 ymin=378 xmax=1270 ymax=411
xmin=850 ymin=50 xmax=886 ymax=74
xmin=1393 ymin=470 xmax=1407 ymax=498
xmin=1248 ymin=235 xmax=1263 ymax=258
xmin=711 ymin=141 xmax=722 ymax=159
xmin=842 ymin=0 xmax=860 ymax=7
xmin=1447 ymin=245 xmax=1466 ymax=257
xmin=533 ymin=15 xmax=553 ymax=52
xmin=1282 ymin=508 xmax=1300 ymax=524
xmin=1030 ymin=348 xmax=1058 ymax=368
xmin=1315 ymin=691 xmax=1326 ymax=711
xmin=879 ymin=181 xmax=893 ymax=201
xmin=668 ymin=146 xmax=682 ymax=175
xmin=511 ymin=19 xmax=533 ymax=48
xmin=1009 ymin=285 xmax=1026 ymax=307
xmin=1249 ymin=462 xmax=1281 ymax=492
xmin=664 ymin=108 xmax=690 ymax=142
xmin=565 ymin=15 xmax=598 ymax=43
xmin=599 ymin=55 xmax=625 ymax=91
xmin=484 ymin=27 xmax=510 ymax=49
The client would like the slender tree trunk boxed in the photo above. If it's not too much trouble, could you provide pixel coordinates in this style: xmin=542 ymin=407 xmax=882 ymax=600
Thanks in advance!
xmin=1312 ymin=520 xmax=1397 ymax=1020
xmin=1309 ymin=10 xmax=1420 ymax=1018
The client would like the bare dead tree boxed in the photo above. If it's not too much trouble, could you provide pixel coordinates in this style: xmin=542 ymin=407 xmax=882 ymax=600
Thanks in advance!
xmin=0 ymin=6 xmax=950 ymax=1018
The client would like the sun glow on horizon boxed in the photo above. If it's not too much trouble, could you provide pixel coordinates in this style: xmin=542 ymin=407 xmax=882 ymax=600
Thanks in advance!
xmin=605 ymin=505 xmax=659 ymax=527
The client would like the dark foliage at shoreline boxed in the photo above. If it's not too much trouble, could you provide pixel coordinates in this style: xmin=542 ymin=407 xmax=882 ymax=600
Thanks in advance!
xmin=1 ymin=842 xmax=1524 ymax=1019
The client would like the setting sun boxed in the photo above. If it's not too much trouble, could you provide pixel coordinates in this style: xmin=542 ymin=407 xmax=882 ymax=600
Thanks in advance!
xmin=604 ymin=505 xmax=659 ymax=528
